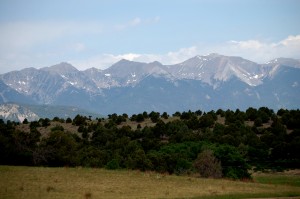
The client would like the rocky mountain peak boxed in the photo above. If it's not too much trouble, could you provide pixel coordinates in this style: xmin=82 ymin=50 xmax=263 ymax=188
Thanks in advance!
xmin=0 ymin=54 xmax=299 ymax=115
xmin=267 ymin=58 xmax=300 ymax=68
xmin=42 ymin=62 xmax=79 ymax=75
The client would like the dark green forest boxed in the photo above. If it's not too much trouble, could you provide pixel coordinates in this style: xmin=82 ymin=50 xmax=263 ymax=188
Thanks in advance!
xmin=1 ymin=107 xmax=300 ymax=179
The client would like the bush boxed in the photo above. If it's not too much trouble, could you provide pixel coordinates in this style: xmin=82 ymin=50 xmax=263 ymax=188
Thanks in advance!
xmin=214 ymin=145 xmax=251 ymax=179
xmin=51 ymin=125 xmax=64 ymax=132
xmin=106 ymin=159 xmax=120 ymax=170
xmin=162 ymin=112 xmax=169 ymax=119
xmin=41 ymin=118 xmax=51 ymax=127
xmin=136 ymin=114 xmax=145 ymax=122
xmin=254 ymin=117 xmax=263 ymax=127
xmin=30 ymin=121 xmax=40 ymax=128
xmin=173 ymin=111 xmax=181 ymax=117
xmin=23 ymin=118 xmax=29 ymax=124
xmin=73 ymin=115 xmax=87 ymax=126
xmin=193 ymin=150 xmax=222 ymax=178
xmin=66 ymin=117 xmax=72 ymax=123
xmin=149 ymin=112 xmax=160 ymax=123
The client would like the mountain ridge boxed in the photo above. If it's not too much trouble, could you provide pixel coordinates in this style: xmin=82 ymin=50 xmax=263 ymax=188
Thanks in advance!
xmin=1 ymin=54 xmax=299 ymax=88
xmin=0 ymin=54 xmax=299 ymax=115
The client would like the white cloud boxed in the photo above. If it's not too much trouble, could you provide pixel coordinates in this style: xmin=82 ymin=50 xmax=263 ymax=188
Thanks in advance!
xmin=114 ymin=17 xmax=142 ymax=30
xmin=1 ymin=31 xmax=299 ymax=73
xmin=0 ymin=21 xmax=102 ymax=51
xmin=130 ymin=18 xmax=142 ymax=26
xmin=165 ymin=46 xmax=199 ymax=64
xmin=70 ymin=53 xmax=142 ymax=70
xmin=70 ymin=35 xmax=300 ymax=70
xmin=70 ymin=46 xmax=199 ymax=70
xmin=279 ymin=35 xmax=300 ymax=46
xmin=73 ymin=43 xmax=86 ymax=53
xmin=121 ymin=53 xmax=141 ymax=61
xmin=217 ymin=35 xmax=300 ymax=63
xmin=114 ymin=16 xmax=160 ymax=31
xmin=154 ymin=16 xmax=160 ymax=22
xmin=229 ymin=40 xmax=264 ymax=50
xmin=0 ymin=17 xmax=162 ymax=73
xmin=0 ymin=21 xmax=103 ymax=72
xmin=145 ymin=16 xmax=160 ymax=24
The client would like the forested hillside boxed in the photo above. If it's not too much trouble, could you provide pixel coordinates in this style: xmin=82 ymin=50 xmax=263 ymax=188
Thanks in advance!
xmin=1 ymin=107 xmax=299 ymax=179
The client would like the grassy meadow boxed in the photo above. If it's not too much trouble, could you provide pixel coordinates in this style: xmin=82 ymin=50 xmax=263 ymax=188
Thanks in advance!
xmin=1 ymin=166 xmax=300 ymax=199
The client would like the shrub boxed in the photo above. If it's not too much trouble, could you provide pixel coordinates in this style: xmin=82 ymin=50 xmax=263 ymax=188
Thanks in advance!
xmin=254 ymin=117 xmax=263 ymax=127
xmin=73 ymin=115 xmax=87 ymax=126
xmin=149 ymin=112 xmax=160 ymax=123
xmin=193 ymin=150 xmax=222 ymax=178
xmin=162 ymin=112 xmax=169 ymax=119
xmin=136 ymin=114 xmax=145 ymax=122
xmin=51 ymin=125 xmax=64 ymax=132
xmin=106 ymin=159 xmax=120 ymax=170
xmin=66 ymin=117 xmax=72 ymax=123
xmin=215 ymin=145 xmax=251 ymax=179
xmin=22 ymin=118 xmax=29 ymax=124
xmin=41 ymin=118 xmax=51 ymax=127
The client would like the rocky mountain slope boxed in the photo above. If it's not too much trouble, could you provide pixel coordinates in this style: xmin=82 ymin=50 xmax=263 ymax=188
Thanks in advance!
xmin=0 ymin=54 xmax=299 ymax=115
xmin=0 ymin=103 xmax=39 ymax=122
xmin=0 ymin=103 xmax=103 ymax=122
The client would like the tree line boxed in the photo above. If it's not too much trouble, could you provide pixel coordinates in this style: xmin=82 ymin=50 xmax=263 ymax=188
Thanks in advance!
xmin=0 ymin=107 xmax=299 ymax=179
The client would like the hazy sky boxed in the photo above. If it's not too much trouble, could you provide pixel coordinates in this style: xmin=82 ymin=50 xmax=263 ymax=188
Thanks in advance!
xmin=0 ymin=0 xmax=300 ymax=73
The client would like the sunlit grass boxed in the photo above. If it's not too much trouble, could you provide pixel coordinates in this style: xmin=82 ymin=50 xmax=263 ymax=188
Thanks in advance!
xmin=0 ymin=166 xmax=300 ymax=199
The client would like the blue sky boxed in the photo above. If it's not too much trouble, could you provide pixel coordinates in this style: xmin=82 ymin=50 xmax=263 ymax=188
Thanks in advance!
xmin=0 ymin=0 xmax=300 ymax=73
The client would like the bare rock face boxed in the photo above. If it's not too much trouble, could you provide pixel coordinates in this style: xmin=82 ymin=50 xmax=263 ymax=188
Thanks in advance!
xmin=0 ymin=103 xmax=39 ymax=122
xmin=0 ymin=55 xmax=299 ymax=115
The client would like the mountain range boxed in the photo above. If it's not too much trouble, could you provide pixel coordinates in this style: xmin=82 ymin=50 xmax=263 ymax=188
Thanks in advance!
xmin=0 ymin=53 xmax=299 ymax=117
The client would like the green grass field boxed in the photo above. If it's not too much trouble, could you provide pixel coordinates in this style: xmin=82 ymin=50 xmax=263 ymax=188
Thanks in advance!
xmin=253 ymin=170 xmax=300 ymax=188
xmin=0 ymin=166 xmax=300 ymax=199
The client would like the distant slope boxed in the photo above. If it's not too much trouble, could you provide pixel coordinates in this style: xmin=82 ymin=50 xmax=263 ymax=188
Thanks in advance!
xmin=24 ymin=104 xmax=104 ymax=120
xmin=0 ymin=103 xmax=104 ymax=122
xmin=0 ymin=103 xmax=39 ymax=122
xmin=0 ymin=80 xmax=33 ymax=104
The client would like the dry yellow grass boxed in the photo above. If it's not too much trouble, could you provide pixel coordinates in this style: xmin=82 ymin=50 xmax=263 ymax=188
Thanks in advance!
xmin=16 ymin=121 xmax=79 ymax=137
xmin=1 ymin=166 xmax=300 ymax=199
